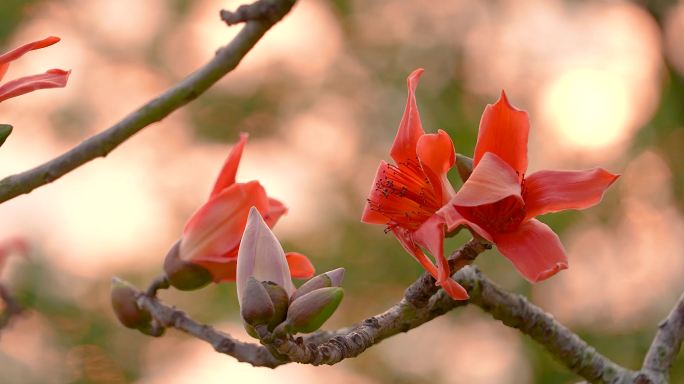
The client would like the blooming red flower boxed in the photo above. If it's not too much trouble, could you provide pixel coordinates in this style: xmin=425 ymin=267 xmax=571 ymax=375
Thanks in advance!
xmin=176 ymin=133 xmax=314 ymax=283
xmin=425 ymin=91 xmax=618 ymax=283
xmin=362 ymin=69 xmax=467 ymax=299
xmin=0 ymin=36 xmax=69 ymax=103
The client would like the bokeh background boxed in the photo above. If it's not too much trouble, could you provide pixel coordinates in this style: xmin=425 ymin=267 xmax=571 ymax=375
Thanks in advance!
xmin=0 ymin=0 xmax=683 ymax=383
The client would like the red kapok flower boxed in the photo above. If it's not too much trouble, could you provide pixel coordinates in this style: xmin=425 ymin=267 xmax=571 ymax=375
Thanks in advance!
xmin=432 ymin=91 xmax=618 ymax=282
xmin=361 ymin=69 xmax=467 ymax=299
xmin=165 ymin=133 xmax=314 ymax=289
xmin=0 ymin=36 xmax=70 ymax=103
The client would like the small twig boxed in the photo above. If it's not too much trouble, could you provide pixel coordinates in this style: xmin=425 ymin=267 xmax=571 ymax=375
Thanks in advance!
xmin=641 ymin=292 xmax=684 ymax=383
xmin=220 ymin=0 xmax=294 ymax=26
xmin=136 ymin=293 xmax=282 ymax=367
xmin=0 ymin=284 xmax=23 ymax=330
xmin=0 ymin=0 xmax=297 ymax=205
xmin=145 ymin=275 xmax=170 ymax=298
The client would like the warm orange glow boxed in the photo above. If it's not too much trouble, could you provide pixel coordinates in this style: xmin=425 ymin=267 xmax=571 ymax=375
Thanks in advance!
xmin=540 ymin=69 xmax=631 ymax=150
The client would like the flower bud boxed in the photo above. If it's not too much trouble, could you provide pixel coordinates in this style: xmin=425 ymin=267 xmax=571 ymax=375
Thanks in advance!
xmin=0 ymin=124 xmax=12 ymax=147
xmin=261 ymin=281 xmax=289 ymax=330
xmin=240 ymin=277 xmax=275 ymax=327
xmin=290 ymin=268 xmax=345 ymax=302
xmin=285 ymin=287 xmax=344 ymax=334
xmin=110 ymin=277 xmax=151 ymax=329
xmin=163 ymin=241 xmax=212 ymax=291
xmin=456 ymin=154 xmax=473 ymax=182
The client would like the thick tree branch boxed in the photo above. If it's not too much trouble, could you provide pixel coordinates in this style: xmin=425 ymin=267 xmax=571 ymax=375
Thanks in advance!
xmin=642 ymin=292 xmax=684 ymax=383
xmin=464 ymin=267 xmax=638 ymax=384
xmin=0 ymin=0 xmax=296 ymax=204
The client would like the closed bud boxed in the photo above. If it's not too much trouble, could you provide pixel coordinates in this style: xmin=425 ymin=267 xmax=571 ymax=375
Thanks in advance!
xmin=0 ymin=124 xmax=12 ymax=148
xmin=290 ymin=268 xmax=345 ymax=302
xmin=285 ymin=287 xmax=344 ymax=334
xmin=240 ymin=277 xmax=275 ymax=327
xmin=456 ymin=154 xmax=473 ymax=182
xmin=111 ymin=277 xmax=151 ymax=329
xmin=261 ymin=281 xmax=289 ymax=330
xmin=163 ymin=241 xmax=212 ymax=291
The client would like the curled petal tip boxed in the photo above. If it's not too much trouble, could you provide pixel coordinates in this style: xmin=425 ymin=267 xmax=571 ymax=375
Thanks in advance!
xmin=407 ymin=68 xmax=424 ymax=88
xmin=534 ymin=262 xmax=568 ymax=282
xmin=41 ymin=36 xmax=61 ymax=46
xmin=440 ymin=278 xmax=469 ymax=300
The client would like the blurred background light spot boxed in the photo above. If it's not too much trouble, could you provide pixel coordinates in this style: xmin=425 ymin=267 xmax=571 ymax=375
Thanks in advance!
xmin=539 ymin=69 xmax=631 ymax=151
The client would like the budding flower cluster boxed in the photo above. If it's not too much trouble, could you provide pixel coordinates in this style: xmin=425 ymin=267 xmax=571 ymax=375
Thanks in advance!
xmin=237 ymin=207 xmax=345 ymax=337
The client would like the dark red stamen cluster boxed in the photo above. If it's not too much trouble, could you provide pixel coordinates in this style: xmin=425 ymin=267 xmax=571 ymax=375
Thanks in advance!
xmin=457 ymin=195 xmax=525 ymax=234
xmin=367 ymin=159 xmax=440 ymax=230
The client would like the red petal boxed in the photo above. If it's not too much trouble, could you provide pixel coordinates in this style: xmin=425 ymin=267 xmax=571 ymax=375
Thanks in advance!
xmin=452 ymin=152 xmax=521 ymax=207
xmin=390 ymin=69 xmax=426 ymax=166
xmin=416 ymin=129 xmax=456 ymax=203
xmin=209 ymin=133 xmax=248 ymax=198
xmin=0 ymin=36 xmax=60 ymax=65
xmin=0 ymin=36 xmax=62 ymax=83
xmin=473 ymin=90 xmax=529 ymax=178
xmin=523 ymin=168 xmax=619 ymax=220
xmin=180 ymin=181 xmax=269 ymax=262
xmin=361 ymin=161 xmax=393 ymax=225
xmin=391 ymin=227 xmax=439 ymax=278
xmin=0 ymin=69 xmax=70 ymax=102
xmin=264 ymin=197 xmax=287 ymax=227
xmin=194 ymin=256 xmax=238 ymax=282
xmin=414 ymin=215 xmax=469 ymax=300
xmin=493 ymin=219 xmax=568 ymax=282
xmin=285 ymin=252 xmax=315 ymax=279
xmin=436 ymin=204 xmax=494 ymax=242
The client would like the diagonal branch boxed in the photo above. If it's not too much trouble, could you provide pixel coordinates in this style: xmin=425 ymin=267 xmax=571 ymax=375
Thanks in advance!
xmin=0 ymin=0 xmax=296 ymax=204
xmin=132 ymin=243 xmax=642 ymax=384
xmin=641 ymin=292 xmax=684 ymax=383
xmin=464 ymin=267 xmax=638 ymax=384
xmin=136 ymin=292 xmax=282 ymax=368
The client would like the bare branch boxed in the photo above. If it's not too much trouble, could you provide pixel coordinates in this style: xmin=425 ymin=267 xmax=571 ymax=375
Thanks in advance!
xmin=145 ymin=275 xmax=170 ymax=298
xmin=0 ymin=0 xmax=296 ymax=204
xmin=132 ymin=255 xmax=641 ymax=384
xmin=464 ymin=267 xmax=638 ymax=384
xmin=642 ymin=292 xmax=684 ymax=383
xmin=220 ymin=0 xmax=293 ymax=25
xmin=136 ymin=292 xmax=283 ymax=368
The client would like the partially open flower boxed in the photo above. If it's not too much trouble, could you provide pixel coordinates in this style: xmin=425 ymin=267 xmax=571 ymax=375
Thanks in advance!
xmin=237 ymin=207 xmax=345 ymax=337
xmin=361 ymin=69 xmax=466 ymax=300
xmin=0 ymin=36 xmax=69 ymax=103
xmin=164 ymin=134 xmax=314 ymax=290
